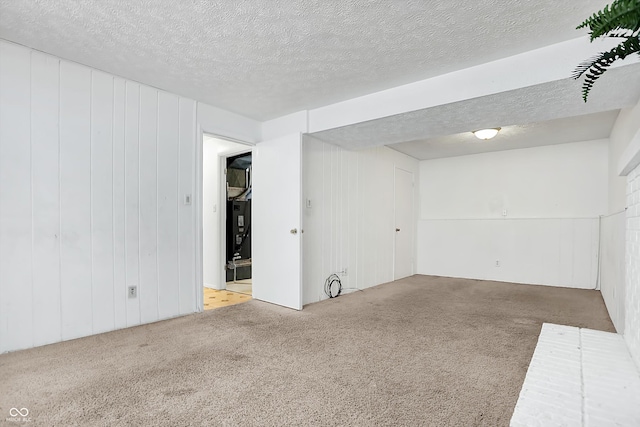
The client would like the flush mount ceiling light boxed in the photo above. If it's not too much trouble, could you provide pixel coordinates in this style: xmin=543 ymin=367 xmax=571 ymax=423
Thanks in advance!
xmin=472 ymin=128 xmax=501 ymax=140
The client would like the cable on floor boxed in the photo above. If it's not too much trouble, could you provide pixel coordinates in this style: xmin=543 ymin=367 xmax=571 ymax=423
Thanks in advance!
xmin=324 ymin=274 xmax=342 ymax=298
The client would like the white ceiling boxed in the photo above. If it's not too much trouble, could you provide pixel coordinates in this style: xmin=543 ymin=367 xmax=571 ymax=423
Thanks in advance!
xmin=389 ymin=110 xmax=620 ymax=160
xmin=309 ymin=63 xmax=640 ymax=158
xmin=0 ymin=0 xmax=612 ymax=121
xmin=3 ymin=0 xmax=636 ymax=161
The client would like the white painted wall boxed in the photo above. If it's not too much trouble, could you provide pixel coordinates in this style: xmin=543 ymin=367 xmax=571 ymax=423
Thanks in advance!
xmin=608 ymin=97 xmax=640 ymax=368
xmin=610 ymin=105 xmax=640 ymax=213
xmin=420 ymin=140 xmax=608 ymax=219
xmin=417 ymin=140 xmax=608 ymax=288
xmin=625 ymin=165 xmax=640 ymax=368
xmin=302 ymin=137 xmax=419 ymax=305
xmin=0 ymin=40 xmax=260 ymax=353
xmin=419 ymin=218 xmax=599 ymax=288
xmin=600 ymin=211 xmax=626 ymax=332
xmin=599 ymin=100 xmax=640 ymax=336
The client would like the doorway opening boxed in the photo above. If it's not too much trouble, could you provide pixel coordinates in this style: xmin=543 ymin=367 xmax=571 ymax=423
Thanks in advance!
xmin=202 ymin=134 xmax=253 ymax=310
xmin=224 ymin=152 xmax=252 ymax=295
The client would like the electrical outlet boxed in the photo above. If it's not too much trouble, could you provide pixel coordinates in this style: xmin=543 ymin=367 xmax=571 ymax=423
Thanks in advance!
xmin=343 ymin=268 xmax=348 ymax=276
xmin=495 ymin=260 xmax=500 ymax=267
xmin=502 ymin=209 xmax=507 ymax=216
xmin=128 ymin=286 xmax=137 ymax=298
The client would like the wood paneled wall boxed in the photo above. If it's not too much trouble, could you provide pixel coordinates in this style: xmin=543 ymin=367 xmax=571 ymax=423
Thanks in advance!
xmin=302 ymin=136 xmax=419 ymax=305
xmin=0 ymin=41 xmax=198 ymax=353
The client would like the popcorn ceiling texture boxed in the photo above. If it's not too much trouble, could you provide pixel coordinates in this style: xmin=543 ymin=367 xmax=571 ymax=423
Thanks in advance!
xmin=0 ymin=0 xmax=611 ymax=120
xmin=626 ymin=165 xmax=640 ymax=369
xmin=311 ymin=67 xmax=640 ymax=155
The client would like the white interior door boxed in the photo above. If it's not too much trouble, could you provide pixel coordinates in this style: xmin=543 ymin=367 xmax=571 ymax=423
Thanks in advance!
xmin=394 ymin=167 xmax=414 ymax=280
xmin=252 ymin=133 xmax=302 ymax=310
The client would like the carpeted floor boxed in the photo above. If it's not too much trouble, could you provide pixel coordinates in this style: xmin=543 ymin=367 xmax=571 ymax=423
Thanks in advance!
xmin=0 ymin=275 xmax=614 ymax=426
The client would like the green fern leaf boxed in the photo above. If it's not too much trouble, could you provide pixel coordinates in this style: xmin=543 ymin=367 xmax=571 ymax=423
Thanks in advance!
xmin=577 ymin=0 xmax=640 ymax=40
xmin=574 ymin=36 xmax=640 ymax=101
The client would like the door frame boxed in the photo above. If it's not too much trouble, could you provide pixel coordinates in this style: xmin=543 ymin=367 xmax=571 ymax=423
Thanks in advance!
xmin=196 ymin=129 xmax=254 ymax=312
xmin=393 ymin=166 xmax=415 ymax=280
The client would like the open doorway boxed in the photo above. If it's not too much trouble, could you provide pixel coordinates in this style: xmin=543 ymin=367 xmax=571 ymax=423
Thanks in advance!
xmin=224 ymin=152 xmax=252 ymax=295
xmin=202 ymin=134 xmax=253 ymax=310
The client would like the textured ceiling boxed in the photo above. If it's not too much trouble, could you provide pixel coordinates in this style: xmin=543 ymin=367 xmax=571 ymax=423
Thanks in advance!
xmin=0 ymin=0 xmax=611 ymax=120
xmin=309 ymin=63 xmax=640 ymax=157
xmin=389 ymin=110 xmax=620 ymax=160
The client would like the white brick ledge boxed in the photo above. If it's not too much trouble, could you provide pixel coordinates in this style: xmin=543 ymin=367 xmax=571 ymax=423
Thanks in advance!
xmin=511 ymin=323 xmax=640 ymax=427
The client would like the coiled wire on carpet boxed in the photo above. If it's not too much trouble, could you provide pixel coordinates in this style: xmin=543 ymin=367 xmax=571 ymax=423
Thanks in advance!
xmin=324 ymin=274 xmax=342 ymax=298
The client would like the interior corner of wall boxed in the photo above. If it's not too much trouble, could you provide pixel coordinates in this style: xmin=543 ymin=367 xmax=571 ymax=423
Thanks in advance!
xmin=261 ymin=110 xmax=309 ymax=141
xmin=197 ymin=102 xmax=261 ymax=144
xmin=618 ymin=128 xmax=640 ymax=177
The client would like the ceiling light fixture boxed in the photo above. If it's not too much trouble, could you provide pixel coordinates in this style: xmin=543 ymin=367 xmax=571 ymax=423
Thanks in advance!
xmin=473 ymin=128 xmax=501 ymax=140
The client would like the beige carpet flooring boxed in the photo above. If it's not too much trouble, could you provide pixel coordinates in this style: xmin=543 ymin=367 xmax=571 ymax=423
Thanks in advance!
xmin=0 ymin=275 xmax=614 ymax=426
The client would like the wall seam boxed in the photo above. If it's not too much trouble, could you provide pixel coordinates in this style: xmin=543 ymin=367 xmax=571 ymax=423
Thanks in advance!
xmin=123 ymin=82 xmax=128 ymax=327
xmin=155 ymin=91 xmax=160 ymax=319
xmin=111 ymin=75 xmax=116 ymax=329
xmin=89 ymin=70 xmax=94 ymax=334
xmin=29 ymin=50 xmax=34 ymax=348
xmin=137 ymin=85 xmax=141 ymax=321
xmin=177 ymin=98 xmax=182 ymax=313
xmin=57 ymin=57 xmax=63 ymax=341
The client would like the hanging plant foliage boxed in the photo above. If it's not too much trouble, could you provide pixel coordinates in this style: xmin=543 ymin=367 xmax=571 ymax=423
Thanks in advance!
xmin=573 ymin=0 xmax=640 ymax=101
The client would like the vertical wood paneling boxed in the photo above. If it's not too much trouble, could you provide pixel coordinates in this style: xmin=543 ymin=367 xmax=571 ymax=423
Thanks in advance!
xmin=417 ymin=218 xmax=599 ymax=288
xmin=339 ymin=149 xmax=348 ymax=287
xmin=0 ymin=41 xmax=205 ymax=352
xmin=334 ymin=147 xmax=341 ymax=281
xmin=59 ymin=61 xmax=93 ymax=340
xmin=572 ymin=219 xmax=597 ymax=287
xmin=322 ymin=144 xmax=331 ymax=286
xmin=0 ymin=43 xmax=33 ymax=352
xmin=157 ymin=92 xmax=180 ymax=318
xmin=138 ymin=86 xmax=159 ymax=323
xmin=558 ymin=219 xmax=573 ymax=286
xmin=380 ymin=149 xmax=395 ymax=283
xmin=113 ymin=78 xmax=127 ymax=329
xmin=359 ymin=149 xmax=376 ymax=288
xmin=124 ymin=81 xmax=141 ymax=327
xmin=178 ymin=98 xmax=196 ymax=314
xmin=348 ymin=149 xmax=358 ymax=289
xmin=30 ymin=51 xmax=61 ymax=347
xmin=302 ymin=137 xmax=418 ymax=305
xmin=302 ymin=137 xmax=323 ymax=304
xmin=91 ymin=71 xmax=115 ymax=334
